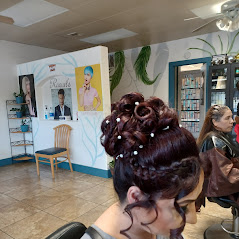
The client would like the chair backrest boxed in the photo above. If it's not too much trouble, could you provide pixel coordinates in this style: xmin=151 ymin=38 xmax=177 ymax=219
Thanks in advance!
xmin=54 ymin=124 xmax=72 ymax=149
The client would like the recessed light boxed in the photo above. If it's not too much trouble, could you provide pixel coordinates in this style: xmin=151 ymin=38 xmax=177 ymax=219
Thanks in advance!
xmin=80 ymin=28 xmax=138 ymax=44
xmin=0 ymin=0 xmax=68 ymax=27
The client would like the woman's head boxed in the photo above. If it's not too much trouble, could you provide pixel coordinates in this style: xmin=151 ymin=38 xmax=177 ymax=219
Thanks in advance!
xmin=197 ymin=105 xmax=233 ymax=147
xmin=101 ymin=92 xmax=202 ymax=238
xmin=22 ymin=76 xmax=31 ymax=94
xmin=84 ymin=66 xmax=93 ymax=85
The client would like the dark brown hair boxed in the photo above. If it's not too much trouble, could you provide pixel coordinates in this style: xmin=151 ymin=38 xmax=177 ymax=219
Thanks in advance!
xmin=101 ymin=92 xmax=201 ymax=239
xmin=197 ymin=105 xmax=230 ymax=148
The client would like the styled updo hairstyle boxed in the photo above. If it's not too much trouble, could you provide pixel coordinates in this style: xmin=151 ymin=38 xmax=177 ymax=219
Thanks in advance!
xmin=101 ymin=92 xmax=201 ymax=239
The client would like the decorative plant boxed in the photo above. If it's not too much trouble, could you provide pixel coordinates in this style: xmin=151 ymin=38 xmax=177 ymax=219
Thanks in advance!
xmin=21 ymin=118 xmax=30 ymax=125
xmin=134 ymin=46 xmax=160 ymax=85
xmin=10 ymin=108 xmax=22 ymax=112
xmin=110 ymin=51 xmax=125 ymax=95
xmin=13 ymin=89 xmax=24 ymax=97
xmin=109 ymin=159 xmax=115 ymax=168
xmin=188 ymin=31 xmax=239 ymax=56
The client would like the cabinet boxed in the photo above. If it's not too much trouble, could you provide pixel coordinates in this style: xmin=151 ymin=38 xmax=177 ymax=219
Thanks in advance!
xmin=208 ymin=63 xmax=239 ymax=139
xmin=6 ymin=100 xmax=34 ymax=161
xmin=208 ymin=63 xmax=239 ymax=114
xmin=177 ymin=70 xmax=204 ymax=138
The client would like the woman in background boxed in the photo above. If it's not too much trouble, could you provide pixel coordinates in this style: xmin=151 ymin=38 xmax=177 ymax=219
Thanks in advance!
xmin=81 ymin=92 xmax=204 ymax=239
xmin=197 ymin=105 xmax=239 ymax=208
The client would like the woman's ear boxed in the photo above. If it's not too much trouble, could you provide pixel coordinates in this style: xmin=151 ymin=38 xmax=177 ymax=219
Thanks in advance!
xmin=127 ymin=186 xmax=144 ymax=204
xmin=212 ymin=119 xmax=217 ymax=127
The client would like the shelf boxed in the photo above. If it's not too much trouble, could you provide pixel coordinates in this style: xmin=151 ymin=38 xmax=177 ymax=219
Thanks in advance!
xmin=181 ymin=110 xmax=200 ymax=111
xmin=11 ymin=140 xmax=33 ymax=147
xmin=181 ymin=87 xmax=201 ymax=90
xmin=6 ymin=100 xmax=28 ymax=105
xmin=10 ymin=127 xmax=32 ymax=133
xmin=181 ymin=99 xmax=200 ymax=100
xmin=181 ymin=120 xmax=200 ymax=122
xmin=11 ymin=131 xmax=32 ymax=134
xmin=12 ymin=155 xmax=34 ymax=161
xmin=8 ymin=114 xmax=30 ymax=119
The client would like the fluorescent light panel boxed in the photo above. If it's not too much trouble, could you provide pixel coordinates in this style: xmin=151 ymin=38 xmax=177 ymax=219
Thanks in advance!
xmin=0 ymin=0 xmax=68 ymax=27
xmin=80 ymin=28 xmax=138 ymax=44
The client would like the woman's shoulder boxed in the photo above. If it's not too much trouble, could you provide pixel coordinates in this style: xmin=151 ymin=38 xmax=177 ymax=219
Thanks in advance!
xmin=200 ymin=132 xmax=226 ymax=152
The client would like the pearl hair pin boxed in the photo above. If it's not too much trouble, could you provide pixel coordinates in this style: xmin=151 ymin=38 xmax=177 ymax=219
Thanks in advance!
xmin=133 ymin=151 xmax=138 ymax=155
xmin=116 ymin=118 xmax=120 ymax=122
xmin=150 ymin=133 xmax=154 ymax=137
xmin=135 ymin=102 xmax=139 ymax=105
xmin=139 ymin=145 xmax=143 ymax=149
xmin=117 ymin=135 xmax=122 ymax=139
xmin=162 ymin=126 xmax=169 ymax=130
xmin=106 ymin=120 xmax=110 ymax=124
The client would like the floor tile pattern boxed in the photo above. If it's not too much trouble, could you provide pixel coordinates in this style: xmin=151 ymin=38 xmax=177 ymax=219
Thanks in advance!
xmin=0 ymin=162 xmax=233 ymax=239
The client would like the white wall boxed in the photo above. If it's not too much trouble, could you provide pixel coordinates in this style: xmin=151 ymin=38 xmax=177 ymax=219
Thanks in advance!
xmin=0 ymin=40 xmax=65 ymax=160
xmin=111 ymin=30 xmax=239 ymax=105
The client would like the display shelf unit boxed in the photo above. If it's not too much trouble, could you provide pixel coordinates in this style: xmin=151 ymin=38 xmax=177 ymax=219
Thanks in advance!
xmin=178 ymin=71 xmax=203 ymax=138
xmin=208 ymin=62 xmax=239 ymax=140
xmin=6 ymin=100 xmax=34 ymax=162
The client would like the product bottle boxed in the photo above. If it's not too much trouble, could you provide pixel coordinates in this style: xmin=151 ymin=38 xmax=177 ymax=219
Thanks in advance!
xmin=49 ymin=107 xmax=54 ymax=119
xmin=44 ymin=105 xmax=49 ymax=120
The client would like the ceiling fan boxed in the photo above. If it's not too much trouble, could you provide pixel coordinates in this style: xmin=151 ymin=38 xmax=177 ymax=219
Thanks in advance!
xmin=0 ymin=15 xmax=14 ymax=25
xmin=185 ymin=0 xmax=239 ymax=32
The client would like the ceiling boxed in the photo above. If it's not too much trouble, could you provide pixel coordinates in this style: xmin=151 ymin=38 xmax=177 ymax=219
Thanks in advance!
xmin=0 ymin=0 xmax=227 ymax=53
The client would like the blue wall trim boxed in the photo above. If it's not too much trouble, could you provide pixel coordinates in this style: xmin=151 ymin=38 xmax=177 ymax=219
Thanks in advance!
xmin=0 ymin=157 xmax=12 ymax=167
xmin=31 ymin=157 xmax=112 ymax=178
xmin=169 ymin=57 xmax=211 ymax=110
xmin=1 ymin=156 xmax=111 ymax=178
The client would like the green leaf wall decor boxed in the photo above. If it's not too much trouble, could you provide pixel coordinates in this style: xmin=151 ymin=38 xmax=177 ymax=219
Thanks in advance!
xmin=110 ymin=51 xmax=125 ymax=95
xmin=134 ymin=46 xmax=159 ymax=85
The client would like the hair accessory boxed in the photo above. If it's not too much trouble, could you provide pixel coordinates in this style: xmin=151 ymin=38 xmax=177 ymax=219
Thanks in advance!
xmin=139 ymin=145 xmax=143 ymax=149
xmin=135 ymin=102 xmax=139 ymax=106
xmin=150 ymin=133 xmax=154 ymax=137
xmin=116 ymin=118 xmax=120 ymax=122
xmin=116 ymin=154 xmax=123 ymax=160
xmin=179 ymin=124 xmax=182 ymax=127
xmin=106 ymin=120 xmax=110 ymax=124
xmin=117 ymin=135 xmax=122 ymax=139
xmin=133 ymin=151 xmax=138 ymax=155
xmin=162 ymin=126 xmax=169 ymax=130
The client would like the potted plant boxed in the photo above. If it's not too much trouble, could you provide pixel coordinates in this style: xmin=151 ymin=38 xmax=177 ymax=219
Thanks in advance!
xmin=109 ymin=159 xmax=115 ymax=176
xmin=13 ymin=89 xmax=24 ymax=104
xmin=10 ymin=107 xmax=23 ymax=118
xmin=20 ymin=119 xmax=30 ymax=132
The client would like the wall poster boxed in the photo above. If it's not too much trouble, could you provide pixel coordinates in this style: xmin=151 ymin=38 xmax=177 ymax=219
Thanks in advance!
xmin=19 ymin=74 xmax=37 ymax=117
xmin=75 ymin=64 xmax=103 ymax=111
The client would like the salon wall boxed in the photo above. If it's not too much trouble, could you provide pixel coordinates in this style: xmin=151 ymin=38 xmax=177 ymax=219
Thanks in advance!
xmin=111 ymin=30 xmax=239 ymax=105
xmin=0 ymin=40 xmax=64 ymax=162
xmin=17 ymin=46 xmax=111 ymax=176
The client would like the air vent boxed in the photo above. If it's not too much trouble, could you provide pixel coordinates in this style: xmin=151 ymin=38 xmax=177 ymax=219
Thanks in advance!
xmin=66 ymin=32 xmax=82 ymax=37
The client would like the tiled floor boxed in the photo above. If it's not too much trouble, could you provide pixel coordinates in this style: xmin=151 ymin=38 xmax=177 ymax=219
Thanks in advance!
xmin=0 ymin=162 xmax=232 ymax=239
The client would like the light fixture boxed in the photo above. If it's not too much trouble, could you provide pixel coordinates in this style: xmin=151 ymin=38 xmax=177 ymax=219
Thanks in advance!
xmin=216 ymin=15 xmax=239 ymax=32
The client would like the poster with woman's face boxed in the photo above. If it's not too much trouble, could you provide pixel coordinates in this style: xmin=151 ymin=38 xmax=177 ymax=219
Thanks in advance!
xmin=19 ymin=74 xmax=37 ymax=117
xmin=75 ymin=64 xmax=103 ymax=111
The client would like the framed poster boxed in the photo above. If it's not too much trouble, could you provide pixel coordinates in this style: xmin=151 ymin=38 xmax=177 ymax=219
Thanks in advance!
xmin=75 ymin=64 xmax=103 ymax=111
xmin=19 ymin=74 xmax=37 ymax=117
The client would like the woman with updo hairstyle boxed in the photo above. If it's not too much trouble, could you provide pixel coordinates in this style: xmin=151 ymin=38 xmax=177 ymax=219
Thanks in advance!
xmin=81 ymin=92 xmax=204 ymax=239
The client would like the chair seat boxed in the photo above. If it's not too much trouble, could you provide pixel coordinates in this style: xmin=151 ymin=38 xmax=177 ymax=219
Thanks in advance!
xmin=35 ymin=147 xmax=67 ymax=155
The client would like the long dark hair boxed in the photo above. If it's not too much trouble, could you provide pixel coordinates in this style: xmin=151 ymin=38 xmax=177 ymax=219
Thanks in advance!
xmin=197 ymin=105 xmax=230 ymax=148
xmin=101 ymin=92 xmax=201 ymax=239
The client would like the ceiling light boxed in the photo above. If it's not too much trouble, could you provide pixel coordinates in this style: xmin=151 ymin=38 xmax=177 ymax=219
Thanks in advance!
xmin=80 ymin=29 xmax=138 ymax=44
xmin=0 ymin=0 xmax=68 ymax=27
xmin=216 ymin=16 xmax=239 ymax=32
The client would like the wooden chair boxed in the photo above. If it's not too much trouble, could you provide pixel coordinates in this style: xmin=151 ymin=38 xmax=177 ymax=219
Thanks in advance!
xmin=35 ymin=124 xmax=73 ymax=178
